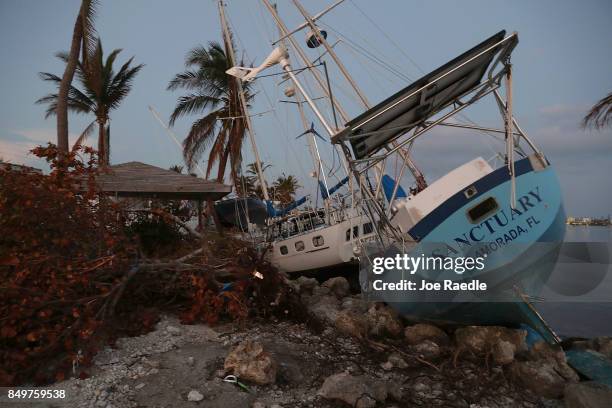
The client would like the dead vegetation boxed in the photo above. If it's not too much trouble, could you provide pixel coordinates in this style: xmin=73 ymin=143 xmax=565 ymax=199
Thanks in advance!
xmin=0 ymin=145 xmax=303 ymax=386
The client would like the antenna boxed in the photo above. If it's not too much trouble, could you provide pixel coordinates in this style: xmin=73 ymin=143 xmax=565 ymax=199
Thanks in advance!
xmin=148 ymin=105 xmax=206 ymax=178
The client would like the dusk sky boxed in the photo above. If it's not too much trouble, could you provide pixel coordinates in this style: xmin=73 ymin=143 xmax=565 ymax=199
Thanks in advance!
xmin=0 ymin=0 xmax=610 ymax=217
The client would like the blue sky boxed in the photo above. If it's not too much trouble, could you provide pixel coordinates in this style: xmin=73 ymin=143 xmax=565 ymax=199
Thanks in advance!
xmin=0 ymin=0 xmax=610 ymax=217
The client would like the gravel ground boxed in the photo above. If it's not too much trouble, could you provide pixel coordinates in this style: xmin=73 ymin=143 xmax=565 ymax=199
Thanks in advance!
xmin=12 ymin=312 xmax=565 ymax=408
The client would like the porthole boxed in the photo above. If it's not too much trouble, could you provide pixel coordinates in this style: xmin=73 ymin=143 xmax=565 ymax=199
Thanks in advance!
xmin=467 ymin=196 xmax=499 ymax=223
xmin=363 ymin=222 xmax=373 ymax=234
xmin=464 ymin=185 xmax=477 ymax=199
xmin=345 ymin=229 xmax=351 ymax=241
xmin=295 ymin=241 xmax=305 ymax=252
xmin=313 ymin=235 xmax=324 ymax=247
xmin=280 ymin=245 xmax=288 ymax=255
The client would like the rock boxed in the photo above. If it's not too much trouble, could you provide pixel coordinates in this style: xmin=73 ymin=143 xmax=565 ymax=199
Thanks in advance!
xmin=592 ymin=337 xmax=612 ymax=359
xmin=381 ymin=361 xmax=394 ymax=371
xmin=492 ymin=340 xmax=515 ymax=365
xmin=341 ymin=296 xmax=369 ymax=313
xmin=530 ymin=341 xmax=578 ymax=383
xmin=454 ymin=326 xmax=527 ymax=354
xmin=509 ymin=342 xmax=578 ymax=399
xmin=334 ymin=310 xmax=368 ymax=338
xmin=307 ymin=294 xmax=341 ymax=324
xmin=187 ymin=390 xmax=204 ymax=402
xmin=135 ymin=383 xmax=145 ymax=390
xmin=321 ymin=277 xmax=350 ymax=298
xmin=318 ymin=372 xmax=387 ymax=408
xmin=509 ymin=360 xmax=570 ymax=399
xmin=366 ymin=303 xmax=403 ymax=337
xmin=186 ymin=356 xmax=195 ymax=367
xmin=224 ymin=340 xmax=277 ymax=385
xmin=387 ymin=352 xmax=409 ymax=369
xmin=270 ymin=405 xmax=283 ymax=408
xmin=294 ymin=276 xmax=319 ymax=294
xmin=564 ymin=382 xmax=612 ymax=408
xmin=404 ymin=323 xmax=449 ymax=346
xmin=252 ymin=402 xmax=266 ymax=408
xmin=166 ymin=326 xmax=182 ymax=336
xmin=413 ymin=340 xmax=441 ymax=359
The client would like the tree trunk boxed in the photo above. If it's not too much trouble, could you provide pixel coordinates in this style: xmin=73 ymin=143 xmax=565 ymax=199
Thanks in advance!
xmin=105 ymin=123 xmax=110 ymax=165
xmin=97 ymin=120 xmax=107 ymax=166
xmin=57 ymin=2 xmax=85 ymax=155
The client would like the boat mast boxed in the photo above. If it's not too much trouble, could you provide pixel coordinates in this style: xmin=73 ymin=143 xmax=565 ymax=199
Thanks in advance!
xmin=294 ymin=94 xmax=331 ymax=200
xmin=148 ymin=105 xmax=206 ymax=177
xmin=289 ymin=0 xmax=427 ymax=191
xmin=218 ymin=0 xmax=270 ymax=201
xmin=261 ymin=0 xmax=351 ymax=177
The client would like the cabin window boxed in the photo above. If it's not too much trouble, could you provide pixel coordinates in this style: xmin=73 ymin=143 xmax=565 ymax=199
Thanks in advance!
xmin=467 ymin=196 xmax=499 ymax=223
xmin=345 ymin=229 xmax=351 ymax=241
xmin=352 ymin=226 xmax=359 ymax=238
xmin=313 ymin=235 xmax=324 ymax=247
xmin=280 ymin=245 xmax=288 ymax=255
xmin=363 ymin=222 xmax=373 ymax=234
xmin=295 ymin=241 xmax=305 ymax=252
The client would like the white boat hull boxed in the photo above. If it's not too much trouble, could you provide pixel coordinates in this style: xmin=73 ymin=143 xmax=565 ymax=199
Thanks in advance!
xmin=267 ymin=214 xmax=375 ymax=273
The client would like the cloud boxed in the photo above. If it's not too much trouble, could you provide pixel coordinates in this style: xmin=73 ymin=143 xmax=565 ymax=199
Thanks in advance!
xmin=0 ymin=127 xmax=91 ymax=169
xmin=0 ymin=138 xmax=38 ymax=166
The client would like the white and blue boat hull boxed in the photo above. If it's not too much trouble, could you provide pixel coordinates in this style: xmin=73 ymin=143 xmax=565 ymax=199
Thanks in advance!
xmin=361 ymin=155 xmax=566 ymax=326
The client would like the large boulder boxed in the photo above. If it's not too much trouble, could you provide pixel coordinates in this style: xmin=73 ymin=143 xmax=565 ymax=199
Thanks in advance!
xmin=290 ymin=276 xmax=319 ymax=295
xmin=366 ymin=303 xmax=403 ymax=338
xmin=318 ymin=372 xmax=388 ymax=408
xmin=224 ymin=340 xmax=277 ymax=385
xmin=307 ymin=294 xmax=341 ymax=324
xmin=564 ymin=381 xmax=612 ymax=408
xmin=341 ymin=296 xmax=370 ymax=314
xmin=321 ymin=276 xmax=351 ymax=298
xmin=509 ymin=341 xmax=578 ymax=399
xmin=492 ymin=340 xmax=516 ymax=366
xmin=335 ymin=310 xmax=368 ymax=338
xmin=454 ymin=326 xmax=527 ymax=355
xmin=404 ymin=323 xmax=449 ymax=346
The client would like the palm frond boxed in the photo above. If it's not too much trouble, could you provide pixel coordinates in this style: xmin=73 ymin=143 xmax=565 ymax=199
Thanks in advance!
xmin=583 ymin=92 xmax=612 ymax=129
xmin=80 ymin=0 xmax=99 ymax=69
xmin=182 ymin=110 xmax=222 ymax=172
xmin=71 ymin=119 xmax=97 ymax=150
xmin=169 ymin=93 xmax=222 ymax=126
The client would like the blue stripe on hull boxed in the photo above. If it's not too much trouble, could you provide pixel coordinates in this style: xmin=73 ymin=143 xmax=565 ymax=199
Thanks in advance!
xmin=363 ymin=158 xmax=566 ymax=326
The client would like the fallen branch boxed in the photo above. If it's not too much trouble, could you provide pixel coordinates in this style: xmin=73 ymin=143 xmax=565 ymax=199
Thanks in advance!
xmin=149 ymin=208 xmax=203 ymax=239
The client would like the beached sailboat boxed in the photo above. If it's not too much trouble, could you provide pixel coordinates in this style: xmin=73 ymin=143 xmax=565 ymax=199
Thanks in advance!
xmin=218 ymin=0 xmax=376 ymax=273
xmin=227 ymin=3 xmax=564 ymax=325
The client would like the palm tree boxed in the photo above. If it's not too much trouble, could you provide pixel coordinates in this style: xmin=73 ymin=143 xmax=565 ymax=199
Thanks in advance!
xmin=167 ymin=40 xmax=252 ymax=183
xmin=56 ymin=0 xmax=97 ymax=155
xmin=234 ymin=161 xmax=271 ymax=198
xmin=583 ymin=91 xmax=612 ymax=129
xmin=272 ymin=174 xmax=301 ymax=206
xmin=37 ymin=39 xmax=144 ymax=165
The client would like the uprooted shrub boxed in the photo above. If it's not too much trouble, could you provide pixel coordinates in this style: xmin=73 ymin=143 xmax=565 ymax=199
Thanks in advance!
xmin=0 ymin=145 xmax=298 ymax=386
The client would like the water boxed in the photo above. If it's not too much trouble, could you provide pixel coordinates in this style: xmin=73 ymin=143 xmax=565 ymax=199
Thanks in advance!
xmin=536 ymin=225 xmax=612 ymax=338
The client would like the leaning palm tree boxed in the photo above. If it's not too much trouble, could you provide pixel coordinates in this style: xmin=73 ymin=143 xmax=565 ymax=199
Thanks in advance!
xmin=583 ymin=91 xmax=612 ymax=129
xmin=56 ymin=0 xmax=97 ymax=155
xmin=272 ymin=174 xmax=301 ymax=206
xmin=37 ymin=39 xmax=144 ymax=165
xmin=167 ymin=40 xmax=252 ymax=183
